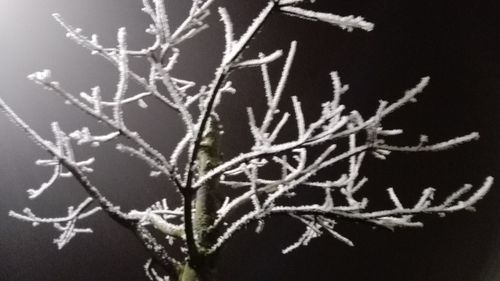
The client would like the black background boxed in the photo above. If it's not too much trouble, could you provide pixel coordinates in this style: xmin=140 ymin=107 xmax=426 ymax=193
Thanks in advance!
xmin=1 ymin=1 xmax=500 ymax=280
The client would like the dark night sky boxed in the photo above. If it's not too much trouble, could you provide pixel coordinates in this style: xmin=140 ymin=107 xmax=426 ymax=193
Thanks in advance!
xmin=1 ymin=1 xmax=500 ymax=280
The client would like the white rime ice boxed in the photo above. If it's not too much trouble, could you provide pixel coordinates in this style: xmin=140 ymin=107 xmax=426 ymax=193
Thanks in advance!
xmin=0 ymin=0 xmax=493 ymax=279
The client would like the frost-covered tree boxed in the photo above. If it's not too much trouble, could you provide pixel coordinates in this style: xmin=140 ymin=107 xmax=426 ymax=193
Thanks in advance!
xmin=0 ymin=1 xmax=493 ymax=281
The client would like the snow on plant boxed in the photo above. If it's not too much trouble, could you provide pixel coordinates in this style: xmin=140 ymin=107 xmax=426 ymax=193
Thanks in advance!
xmin=0 ymin=0 xmax=493 ymax=280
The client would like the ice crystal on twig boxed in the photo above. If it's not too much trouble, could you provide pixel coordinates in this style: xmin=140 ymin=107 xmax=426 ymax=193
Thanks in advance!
xmin=9 ymin=197 xmax=100 ymax=249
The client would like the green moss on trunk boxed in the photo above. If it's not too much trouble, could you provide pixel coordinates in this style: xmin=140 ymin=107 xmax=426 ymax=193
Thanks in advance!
xmin=180 ymin=118 xmax=222 ymax=281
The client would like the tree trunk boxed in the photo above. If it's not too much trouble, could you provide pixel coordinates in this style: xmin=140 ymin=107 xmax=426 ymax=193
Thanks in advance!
xmin=179 ymin=258 xmax=216 ymax=281
xmin=180 ymin=118 xmax=222 ymax=281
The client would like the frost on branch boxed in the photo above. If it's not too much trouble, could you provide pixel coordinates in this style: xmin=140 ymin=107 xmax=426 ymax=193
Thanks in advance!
xmin=0 ymin=1 xmax=492 ymax=281
xmin=279 ymin=6 xmax=374 ymax=32
xmin=207 ymin=65 xmax=491 ymax=253
xmin=9 ymin=197 xmax=100 ymax=249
